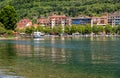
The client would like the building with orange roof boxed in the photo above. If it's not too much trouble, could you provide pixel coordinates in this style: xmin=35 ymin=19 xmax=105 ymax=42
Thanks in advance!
xmin=49 ymin=15 xmax=69 ymax=28
xmin=17 ymin=18 xmax=32 ymax=29
xmin=37 ymin=17 xmax=49 ymax=27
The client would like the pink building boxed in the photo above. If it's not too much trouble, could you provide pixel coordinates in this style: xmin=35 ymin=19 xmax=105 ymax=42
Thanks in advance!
xmin=37 ymin=17 xmax=49 ymax=26
xmin=17 ymin=18 xmax=32 ymax=29
xmin=49 ymin=15 xmax=68 ymax=28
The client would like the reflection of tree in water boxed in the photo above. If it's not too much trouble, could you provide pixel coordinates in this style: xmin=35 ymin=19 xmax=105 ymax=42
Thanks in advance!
xmin=66 ymin=41 xmax=92 ymax=65
xmin=0 ymin=43 xmax=17 ymax=66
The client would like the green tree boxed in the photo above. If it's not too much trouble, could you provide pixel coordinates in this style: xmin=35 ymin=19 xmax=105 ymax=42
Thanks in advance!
xmin=43 ymin=27 xmax=51 ymax=34
xmin=0 ymin=23 xmax=6 ymax=34
xmin=98 ymin=26 xmax=104 ymax=33
xmin=25 ymin=26 xmax=35 ymax=34
xmin=112 ymin=26 xmax=117 ymax=35
xmin=117 ymin=25 xmax=120 ymax=34
xmin=105 ymin=25 xmax=112 ymax=34
xmin=0 ymin=27 xmax=6 ymax=34
xmin=85 ymin=25 xmax=92 ymax=34
xmin=36 ymin=25 xmax=44 ymax=32
xmin=16 ymin=28 xmax=25 ymax=33
xmin=57 ymin=25 xmax=63 ymax=35
xmin=64 ymin=25 xmax=71 ymax=35
xmin=77 ymin=25 xmax=85 ymax=34
xmin=6 ymin=30 xmax=14 ymax=36
xmin=31 ymin=26 xmax=35 ymax=32
xmin=52 ymin=26 xmax=62 ymax=35
xmin=0 ymin=0 xmax=120 ymax=19
xmin=52 ymin=26 xmax=58 ymax=35
xmin=71 ymin=25 xmax=77 ymax=34
xmin=0 ymin=22 xmax=4 ymax=28
xmin=0 ymin=5 xmax=18 ymax=30
xmin=92 ymin=25 xmax=99 ymax=34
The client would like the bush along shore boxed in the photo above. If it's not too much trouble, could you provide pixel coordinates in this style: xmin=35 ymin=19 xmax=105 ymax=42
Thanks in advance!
xmin=15 ymin=24 xmax=120 ymax=37
xmin=0 ymin=24 xmax=120 ymax=39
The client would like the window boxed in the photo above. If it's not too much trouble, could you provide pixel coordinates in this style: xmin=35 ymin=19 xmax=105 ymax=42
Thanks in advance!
xmin=100 ymin=20 xmax=104 ymax=24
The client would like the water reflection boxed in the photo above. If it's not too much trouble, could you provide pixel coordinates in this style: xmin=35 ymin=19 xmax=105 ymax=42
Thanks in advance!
xmin=90 ymin=36 xmax=119 ymax=41
xmin=0 ymin=76 xmax=24 ymax=78
xmin=0 ymin=43 xmax=17 ymax=66
xmin=91 ymin=41 xmax=120 ymax=64
xmin=0 ymin=42 xmax=24 ymax=78
xmin=11 ymin=37 xmax=120 ymax=65
xmin=15 ymin=37 xmax=67 ymax=64
xmin=0 ymin=37 xmax=120 ymax=78
xmin=50 ymin=36 xmax=66 ymax=63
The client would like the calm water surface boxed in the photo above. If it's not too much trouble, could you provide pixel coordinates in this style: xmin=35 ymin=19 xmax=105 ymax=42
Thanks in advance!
xmin=0 ymin=37 xmax=120 ymax=78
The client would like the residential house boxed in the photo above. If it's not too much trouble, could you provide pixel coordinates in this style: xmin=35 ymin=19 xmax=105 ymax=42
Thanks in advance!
xmin=49 ymin=15 xmax=68 ymax=28
xmin=91 ymin=15 xmax=108 ymax=26
xmin=37 ymin=17 xmax=49 ymax=27
xmin=108 ymin=12 xmax=120 ymax=26
xmin=17 ymin=18 xmax=32 ymax=29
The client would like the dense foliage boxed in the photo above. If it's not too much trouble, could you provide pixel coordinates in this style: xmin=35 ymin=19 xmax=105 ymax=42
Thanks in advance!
xmin=0 ymin=5 xmax=18 ymax=30
xmin=18 ymin=24 xmax=120 ymax=35
xmin=0 ymin=22 xmax=6 ymax=34
xmin=0 ymin=0 xmax=120 ymax=20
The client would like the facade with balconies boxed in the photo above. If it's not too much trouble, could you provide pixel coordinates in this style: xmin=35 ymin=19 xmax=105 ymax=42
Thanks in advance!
xmin=108 ymin=12 xmax=120 ymax=26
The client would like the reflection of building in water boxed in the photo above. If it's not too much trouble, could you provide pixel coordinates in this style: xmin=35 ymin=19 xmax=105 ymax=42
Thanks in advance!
xmin=50 ymin=37 xmax=66 ymax=64
xmin=32 ymin=40 xmax=46 ymax=58
xmin=90 ymin=36 xmax=107 ymax=41
xmin=15 ymin=39 xmax=67 ymax=63
xmin=14 ymin=40 xmax=47 ymax=58
xmin=0 ymin=43 xmax=17 ymax=65
xmin=15 ymin=44 xmax=33 ymax=57
xmin=90 ymin=36 xmax=118 ymax=41
xmin=62 ymin=40 xmax=92 ymax=64
xmin=70 ymin=50 xmax=92 ymax=64
xmin=90 ymin=41 xmax=120 ymax=64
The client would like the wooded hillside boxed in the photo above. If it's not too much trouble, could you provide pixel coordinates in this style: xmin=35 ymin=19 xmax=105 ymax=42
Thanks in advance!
xmin=0 ymin=0 xmax=120 ymax=20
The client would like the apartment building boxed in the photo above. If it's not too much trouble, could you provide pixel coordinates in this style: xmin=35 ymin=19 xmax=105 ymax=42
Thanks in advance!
xmin=91 ymin=16 xmax=108 ymax=26
xmin=49 ymin=15 xmax=68 ymax=28
xmin=37 ymin=17 xmax=49 ymax=26
xmin=108 ymin=12 xmax=120 ymax=26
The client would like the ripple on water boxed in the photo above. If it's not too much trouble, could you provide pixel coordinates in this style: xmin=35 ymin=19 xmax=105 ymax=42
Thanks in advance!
xmin=0 ymin=76 xmax=24 ymax=78
xmin=0 ymin=69 xmax=24 ymax=78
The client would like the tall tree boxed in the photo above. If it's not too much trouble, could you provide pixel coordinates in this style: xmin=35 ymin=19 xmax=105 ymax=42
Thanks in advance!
xmin=71 ymin=25 xmax=77 ymax=34
xmin=92 ymin=25 xmax=99 ymax=34
xmin=85 ymin=25 xmax=92 ymax=34
xmin=105 ymin=25 xmax=112 ymax=34
xmin=64 ymin=25 xmax=71 ymax=35
xmin=117 ymin=24 xmax=120 ymax=34
xmin=36 ymin=25 xmax=44 ymax=32
xmin=77 ymin=25 xmax=84 ymax=34
xmin=43 ymin=27 xmax=51 ymax=34
xmin=0 ymin=5 xmax=18 ymax=30
xmin=0 ymin=22 xmax=6 ymax=34
xmin=0 ymin=0 xmax=120 ymax=19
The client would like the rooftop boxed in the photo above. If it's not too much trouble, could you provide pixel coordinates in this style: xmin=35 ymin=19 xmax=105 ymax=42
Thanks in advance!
xmin=108 ymin=12 xmax=120 ymax=16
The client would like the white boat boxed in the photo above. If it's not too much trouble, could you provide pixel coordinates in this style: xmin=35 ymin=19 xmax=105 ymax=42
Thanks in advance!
xmin=33 ymin=32 xmax=44 ymax=38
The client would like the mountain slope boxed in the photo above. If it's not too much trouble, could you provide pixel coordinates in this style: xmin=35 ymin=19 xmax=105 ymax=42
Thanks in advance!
xmin=0 ymin=0 xmax=120 ymax=20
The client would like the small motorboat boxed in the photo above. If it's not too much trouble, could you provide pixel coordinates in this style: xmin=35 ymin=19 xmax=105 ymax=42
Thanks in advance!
xmin=33 ymin=31 xmax=44 ymax=38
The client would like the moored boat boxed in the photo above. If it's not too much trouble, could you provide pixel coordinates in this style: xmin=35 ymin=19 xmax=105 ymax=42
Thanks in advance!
xmin=33 ymin=31 xmax=44 ymax=38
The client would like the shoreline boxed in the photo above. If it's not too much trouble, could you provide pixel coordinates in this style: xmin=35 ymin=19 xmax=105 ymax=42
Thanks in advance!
xmin=0 ymin=37 xmax=18 ymax=40
xmin=0 ymin=35 xmax=120 ymax=40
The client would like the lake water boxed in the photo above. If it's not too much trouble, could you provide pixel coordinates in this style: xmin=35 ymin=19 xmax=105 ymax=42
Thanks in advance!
xmin=0 ymin=36 xmax=120 ymax=78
